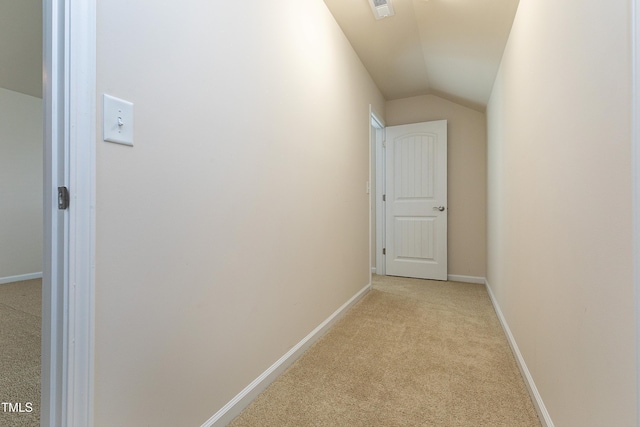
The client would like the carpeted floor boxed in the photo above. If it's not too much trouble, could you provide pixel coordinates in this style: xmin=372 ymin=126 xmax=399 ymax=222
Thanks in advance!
xmin=0 ymin=276 xmax=541 ymax=426
xmin=0 ymin=279 xmax=41 ymax=427
xmin=229 ymin=275 xmax=541 ymax=427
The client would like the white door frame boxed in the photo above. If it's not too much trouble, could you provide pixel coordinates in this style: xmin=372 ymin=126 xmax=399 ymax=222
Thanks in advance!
xmin=632 ymin=1 xmax=640 ymax=425
xmin=370 ymin=107 xmax=385 ymax=276
xmin=42 ymin=1 xmax=96 ymax=426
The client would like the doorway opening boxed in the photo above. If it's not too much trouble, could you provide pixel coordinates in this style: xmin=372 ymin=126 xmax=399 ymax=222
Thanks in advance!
xmin=0 ymin=2 xmax=43 ymax=426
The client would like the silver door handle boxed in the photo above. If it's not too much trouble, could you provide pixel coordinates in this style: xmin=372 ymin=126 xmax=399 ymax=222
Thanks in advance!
xmin=433 ymin=206 xmax=445 ymax=211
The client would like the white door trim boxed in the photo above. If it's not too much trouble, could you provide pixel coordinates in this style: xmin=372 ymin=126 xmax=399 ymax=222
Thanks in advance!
xmin=632 ymin=0 xmax=640 ymax=424
xmin=42 ymin=1 xmax=96 ymax=426
xmin=42 ymin=2 xmax=66 ymax=424
xmin=370 ymin=108 xmax=385 ymax=276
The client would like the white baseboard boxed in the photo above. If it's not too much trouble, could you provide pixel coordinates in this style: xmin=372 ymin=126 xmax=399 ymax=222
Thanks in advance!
xmin=200 ymin=282 xmax=372 ymax=427
xmin=484 ymin=279 xmax=554 ymax=427
xmin=447 ymin=274 xmax=485 ymax=284
xmin=0 ymin=272 xmax=43 ymax=285
xmin=371 ymin=267 xmax=377 ymax=274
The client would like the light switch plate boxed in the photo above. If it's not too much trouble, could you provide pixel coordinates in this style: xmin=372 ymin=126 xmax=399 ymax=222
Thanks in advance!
xmin=103 ymin=94 xmax=134 ymax=146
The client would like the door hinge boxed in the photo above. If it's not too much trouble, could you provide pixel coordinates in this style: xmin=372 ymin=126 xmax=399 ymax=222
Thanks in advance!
xmin=383 ymin=194 xmax=386 ymax=202
xmin=383 ymin=140 xmax=386 ymax=148
xmin=383 ymin=248 xmax=386 ymax=255
xmin=57 ymin=186 xmax=70 ymax=210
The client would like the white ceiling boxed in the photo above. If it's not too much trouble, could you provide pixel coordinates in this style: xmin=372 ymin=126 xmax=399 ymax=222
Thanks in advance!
xmin=0 ymin=0 xmax=42 ymax=98
xmin=323 ymin=0 xmax=520 ymax=111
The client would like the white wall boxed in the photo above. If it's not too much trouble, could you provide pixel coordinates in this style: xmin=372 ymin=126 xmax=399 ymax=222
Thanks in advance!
xmin=95 ymin=1 xmax=384 ymax=426
xmin=0 ymin=87 xmax=42 ymax=280
xmin=385 ymin=94 xmax=487 ymax=278
xmin=486 ymin=0 xmax=636 ymax=425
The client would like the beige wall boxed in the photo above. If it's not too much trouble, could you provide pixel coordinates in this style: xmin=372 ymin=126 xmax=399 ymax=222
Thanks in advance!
xmin=95 ymin=1 xmax=383 ymax=426
xmin=0 ymin=87 xmax=42 ymax=280
xmin=486 ymin=0 xmax=636 ymax=425
xmin=385 ymin=94 xmax=487 ymax=278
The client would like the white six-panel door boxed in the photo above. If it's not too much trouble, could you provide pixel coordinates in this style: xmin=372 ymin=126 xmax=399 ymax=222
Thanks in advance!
xmin=385 ymin=120 xmax=447 ymax=280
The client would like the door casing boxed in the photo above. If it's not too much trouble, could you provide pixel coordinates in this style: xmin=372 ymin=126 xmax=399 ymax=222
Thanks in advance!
xmin=42 ymin=1 xmax=96 ymax=426
xmin=370 ymin=108 xmax=385 ymax=276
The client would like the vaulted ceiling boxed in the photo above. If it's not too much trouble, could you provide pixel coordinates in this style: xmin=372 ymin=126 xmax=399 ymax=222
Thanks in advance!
xmin=0 ymin=0 xmax=519 ymax=108
xmin=323 ymin=0 xmax=520 ymax=111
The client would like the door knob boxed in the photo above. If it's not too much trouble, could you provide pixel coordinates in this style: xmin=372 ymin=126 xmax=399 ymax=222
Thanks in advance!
xmin=433 ymin=206 xmax=445 ymax=211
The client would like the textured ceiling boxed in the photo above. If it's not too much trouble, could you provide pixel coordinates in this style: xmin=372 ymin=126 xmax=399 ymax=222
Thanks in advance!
xmin=324 ymin=0 xmax=520 ymax=111
xmin=0 ymin=0 xmax=42 ymax=98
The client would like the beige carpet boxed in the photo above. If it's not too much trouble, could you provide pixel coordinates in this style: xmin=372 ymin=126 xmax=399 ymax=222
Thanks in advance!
xmin=229 ymin=275 xmax=540 ymax=427
xmin=0 ymin=279 xmax=41 ymax=427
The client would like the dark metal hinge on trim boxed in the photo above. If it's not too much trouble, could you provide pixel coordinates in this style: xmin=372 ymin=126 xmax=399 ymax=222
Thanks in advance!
xmin=383 ymin=248 xmax=386 ymax=255
xmin=58 ymin=186 xmax=69 ymax=210
xmin=383 ymin=194 xmax=386 ymax=202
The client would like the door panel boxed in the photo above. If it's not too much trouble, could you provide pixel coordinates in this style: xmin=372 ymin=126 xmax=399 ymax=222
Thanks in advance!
xmin=385 ymin=120 xmax=447 ymax=280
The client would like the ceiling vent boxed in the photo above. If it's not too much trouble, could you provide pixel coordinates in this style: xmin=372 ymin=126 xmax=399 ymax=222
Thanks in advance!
xmin=368 ymin=0 xmax=395 ymax=20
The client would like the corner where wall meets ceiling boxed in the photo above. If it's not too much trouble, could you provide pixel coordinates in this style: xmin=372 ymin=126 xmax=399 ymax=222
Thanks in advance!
xmin=323 ymin=0 xmax=520 ymax=112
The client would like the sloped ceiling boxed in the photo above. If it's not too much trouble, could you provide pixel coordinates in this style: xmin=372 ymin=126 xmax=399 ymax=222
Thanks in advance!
xmin=323 ymin=0 xmax=520 ymax=111
xmin=0 ymin=0 xmax=518 ymax=106
xmin=0 ymin=0 xmax=42 ymax=98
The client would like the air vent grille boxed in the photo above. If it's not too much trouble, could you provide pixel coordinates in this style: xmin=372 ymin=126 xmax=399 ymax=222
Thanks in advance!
xmin=368 ymin=0 xmax=394 ymax=20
